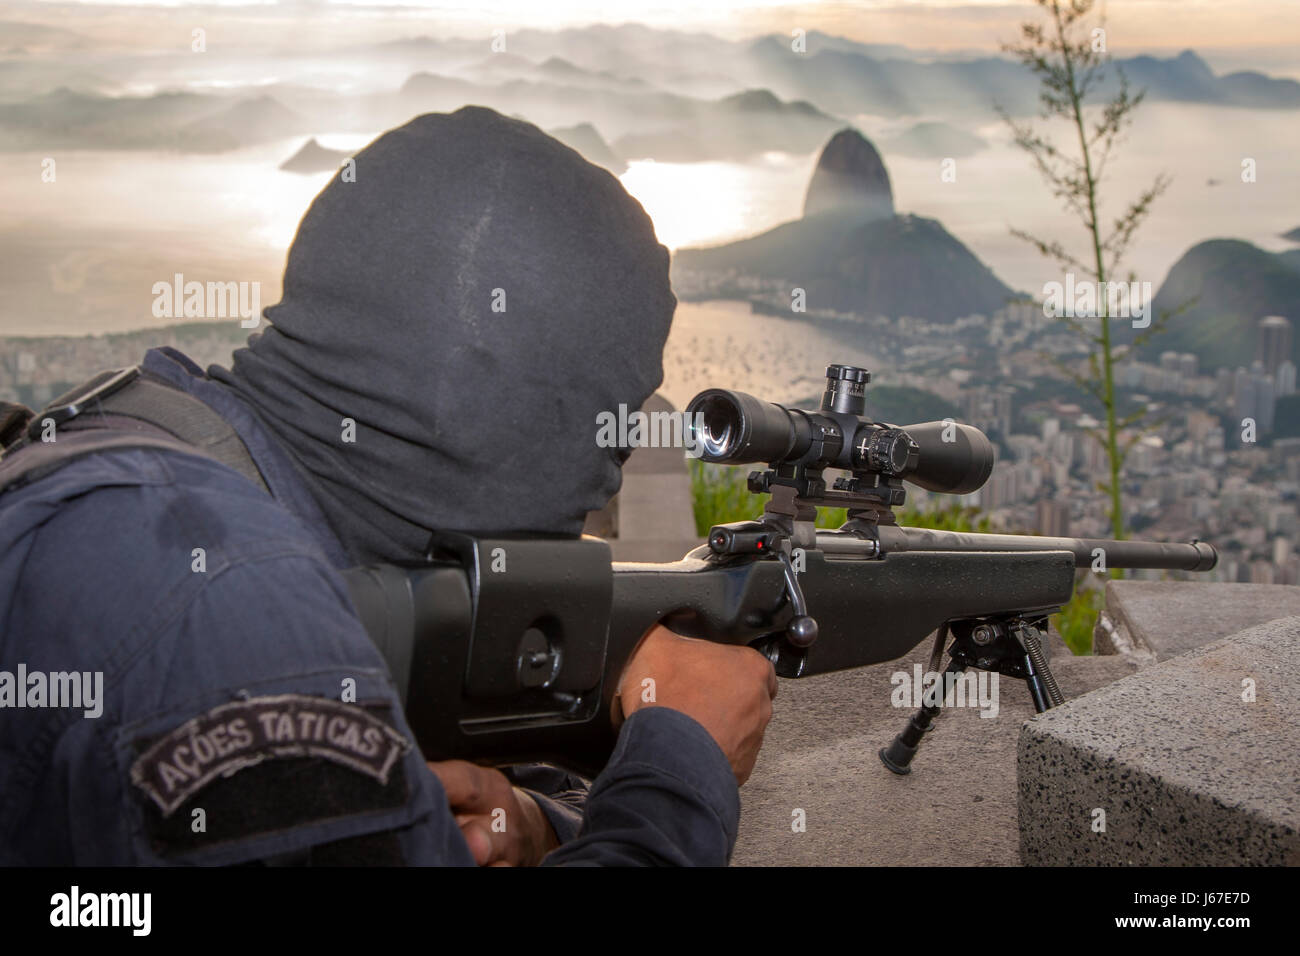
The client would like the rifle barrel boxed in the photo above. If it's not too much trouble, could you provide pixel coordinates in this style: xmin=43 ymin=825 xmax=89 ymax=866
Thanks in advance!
xmin=867 ymin=526 xmax=1217 ymax=571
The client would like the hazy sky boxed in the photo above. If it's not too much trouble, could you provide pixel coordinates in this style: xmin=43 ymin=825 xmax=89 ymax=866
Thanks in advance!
xmin=10 ymin=0 xmax=1300 ymax=63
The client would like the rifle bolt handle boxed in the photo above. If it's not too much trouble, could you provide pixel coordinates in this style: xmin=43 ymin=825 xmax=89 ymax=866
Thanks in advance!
xmin=787 ymin=614 xmax=818 ymax=648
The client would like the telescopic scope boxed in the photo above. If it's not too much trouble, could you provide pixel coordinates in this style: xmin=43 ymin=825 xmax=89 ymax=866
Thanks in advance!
xmin=686 ymin=365 xmax=995 ymax=496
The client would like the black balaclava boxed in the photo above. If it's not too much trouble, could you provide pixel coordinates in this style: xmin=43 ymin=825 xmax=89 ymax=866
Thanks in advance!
xmin=210 ymin=107 xmax=676 ymax=564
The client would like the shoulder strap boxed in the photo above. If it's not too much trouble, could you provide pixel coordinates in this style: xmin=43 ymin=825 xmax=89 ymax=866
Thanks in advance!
xmin=93 ymin=374 xmax=270 ymax=495
xmin=0 ymin=366 xmax=270 ymax=497
xmin=0 ymin=418 xmax=217 ymax=495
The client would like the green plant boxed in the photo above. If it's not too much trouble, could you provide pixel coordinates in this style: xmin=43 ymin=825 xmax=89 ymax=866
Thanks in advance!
xmin=1051 ymin=583 xmax=1103 ymax=655
xmin=896 ymin=503 xmax=993 ymax=533
xmin=690 ymin=460 xmax=993 ymax=535
xmin=1001 ymin=0 xmax=1172 ymax=540
xmin=689 ymin=460 xmax=765 ymax=536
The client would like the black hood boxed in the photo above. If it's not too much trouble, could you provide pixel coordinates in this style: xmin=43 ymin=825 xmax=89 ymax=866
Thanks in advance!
xmin=211 ymin=107 xmax=676 ymax=564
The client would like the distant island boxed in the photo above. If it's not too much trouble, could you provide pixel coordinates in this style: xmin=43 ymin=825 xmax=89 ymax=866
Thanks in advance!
xmin=280 ymin=137 xmax=352 ymax=173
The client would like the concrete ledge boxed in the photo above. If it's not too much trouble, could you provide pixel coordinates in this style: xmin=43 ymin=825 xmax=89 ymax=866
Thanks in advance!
xmin=1019 ymin=616 xmax=1300 ymax=866
xmin=732 ymin=636 xmax=1137 ymax=866
xmin=1093 ymin=580 xmax=1300 ymax=661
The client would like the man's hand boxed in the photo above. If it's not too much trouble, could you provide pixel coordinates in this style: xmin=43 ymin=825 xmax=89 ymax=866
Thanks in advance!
xmin=428 ymin=760 xmax=559 ymax=866
xmin=617 ymin=624 xmax=777 ymax=785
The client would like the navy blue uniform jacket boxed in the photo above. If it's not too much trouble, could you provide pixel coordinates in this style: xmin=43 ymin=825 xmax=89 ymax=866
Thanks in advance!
xmin=0 ymin=348 xmax=739 ymax=866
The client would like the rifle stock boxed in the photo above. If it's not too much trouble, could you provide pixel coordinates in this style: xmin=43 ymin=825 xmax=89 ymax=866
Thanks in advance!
xmin=344 ymin=525 xmax=1214 ymax=776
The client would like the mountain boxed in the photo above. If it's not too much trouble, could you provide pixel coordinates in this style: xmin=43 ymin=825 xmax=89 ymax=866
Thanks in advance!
xmin=182 ymin=95 xmax=306 ymax=150
xmin=740 ymin=40 xmax=1300 ymax=118
xmin=1116 ymin=50 xmax=1219 ymax=102
xmin=674 ymin=128 xmax=1014 ymax=321
xmin=400 ymin=72 xmax=840 ymax=161
xmin=881 ymin=121 xmax=986 ymax=159
xmin=1143 ymin=239 xmax=1300 ymax=369
xmin=12 ymin=26 xmax=1298 ymax=156
xmin=802 ymin=128 xmax=893 ymax=220
xmin=1283 ymin=226 xmax=1300 ymax=243
xmin=0 ymin=19 xmax=87 ymax=54
xmin=460 ymin=53 xmax=647 ymax=92
xmin=744 ymin=36 xmax=921 ymax=116
xmin=545 ymin=122 xmax=625 ymax=173
xmin=0 ymin=87 xmax=222 ymax=150
xmin=360 ymin=28 xmax=1300 ymax=114
xmin=280 ymin=137 xmax=351 ymax=173
xmin=609 ymin=87 xmax=838 ymax=161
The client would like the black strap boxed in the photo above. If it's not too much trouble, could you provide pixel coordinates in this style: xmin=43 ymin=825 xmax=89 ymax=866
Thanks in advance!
xmin=0 ymin=417 xmax=220 ymax=495
xmin=0 ymin=401 xmax=34 ymax=449
xmin=92 ymin=374 xmax=269 ymax=494
xmin=0 ymin=367 xmax=270 ymax=497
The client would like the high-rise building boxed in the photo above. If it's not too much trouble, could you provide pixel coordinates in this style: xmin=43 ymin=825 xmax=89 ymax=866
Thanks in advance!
xmin=1257 ymin=315 xmax=1293 ymax=375
xmin=1216 ymin=367 xmax=1235 ymax=404
xmin=1035 ymin=497 xmax=1070 ymax=537
xmin=1234 ymin=366 xmax=1256 ymax=423
xmin=965 ymin=386 xmax=1013 ymax=438
xmin=1258 ymin=375 xmax=1276 ymax=433
xmin=1277 ymin=360 xmax=1297 ymax=397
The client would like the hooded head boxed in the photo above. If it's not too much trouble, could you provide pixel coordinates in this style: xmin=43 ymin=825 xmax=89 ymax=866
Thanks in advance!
xmin=211 ymin=107 xmax=676 ymax=564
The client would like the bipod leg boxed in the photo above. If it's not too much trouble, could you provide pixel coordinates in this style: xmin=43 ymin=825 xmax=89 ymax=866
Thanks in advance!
xmin=1013 ymin=622 xmax=1064 ymax=714
xmin=878 ymin=653 xmax=964 ymax=776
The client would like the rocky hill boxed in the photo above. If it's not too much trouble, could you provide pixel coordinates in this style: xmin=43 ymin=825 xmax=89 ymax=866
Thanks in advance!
xmin=1143 ymin=239 xmax=1300 ymax=369
xmin=675 ymin=128 xmax=1015 ymax=321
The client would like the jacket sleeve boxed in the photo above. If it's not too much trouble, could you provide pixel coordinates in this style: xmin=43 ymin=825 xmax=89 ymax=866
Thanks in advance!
xmin=542 ymin=707 xmax=740 ymax=866
xmin=503 ymin=764 xmax=590 ymax=845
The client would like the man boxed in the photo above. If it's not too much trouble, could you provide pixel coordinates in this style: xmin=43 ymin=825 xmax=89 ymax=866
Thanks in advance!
xmin=0 ymin=106 xmax=776 ymax=866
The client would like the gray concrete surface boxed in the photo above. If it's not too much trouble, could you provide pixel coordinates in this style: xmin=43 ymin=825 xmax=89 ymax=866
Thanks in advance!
xmin=1019 ymin=616 xmax=1300 ymax=866
xmin=1094 ymin=580 xmax=1300 ymax=661
xmin=732 ymin=635 xmax=1138 ymax=866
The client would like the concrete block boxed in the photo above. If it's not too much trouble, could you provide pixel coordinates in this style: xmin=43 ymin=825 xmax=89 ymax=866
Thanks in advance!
xmin=1019 ymin=615 xmax=1300 ymax=866
xmin=1094 ymin=580 xmax=1300 ymax=662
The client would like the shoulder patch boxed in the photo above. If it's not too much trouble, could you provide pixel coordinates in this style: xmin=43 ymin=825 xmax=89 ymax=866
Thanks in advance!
xmin=130 ymin=694 xmax=411 ymax=816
